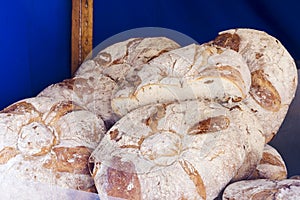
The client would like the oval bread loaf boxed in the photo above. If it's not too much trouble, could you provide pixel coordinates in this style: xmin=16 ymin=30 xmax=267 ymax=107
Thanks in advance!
xmin=112 ymin=44 xmax=251 ymax=117
xmin=210 ymin=28 xmax=298 ymax=142
xmin=90 ymin=100 xmax=264 ymax=200
xmin=0 ymin=97 xmax=106 ymax=191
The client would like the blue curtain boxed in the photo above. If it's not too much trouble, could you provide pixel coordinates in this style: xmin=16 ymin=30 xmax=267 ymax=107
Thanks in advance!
xmin=94 ymin=0 xmax=300 ymax=61
xmin=0 ymin=0 xmax=71 ymax=109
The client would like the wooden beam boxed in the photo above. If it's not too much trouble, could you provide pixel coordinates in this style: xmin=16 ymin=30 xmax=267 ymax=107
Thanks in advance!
xmin=71 ymin=0 xmax=93 ymax=76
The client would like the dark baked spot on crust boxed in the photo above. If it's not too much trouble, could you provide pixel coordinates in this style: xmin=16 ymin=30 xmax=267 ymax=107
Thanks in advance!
xmin=106 ymin=157 xmax=141 ymax=200
xmin=43 ymin=146 xmax=91 ymax=174
xmin=143 ymin=105 xmax=166 ymax=132
xmin=251 ymin=108 xmax=258 ymax=113
xmin=212 ymin=33 xmax=240 ymax=52
xmin=188 ymin=115 xmax=230 ymax=135
xmin=109 ymin=129 xmax=119 ymax=141
xmin=250 ymin=70 xmax=281 ymax=111
xmin=1 ymin=101 xmax=38 ymax=115
xmin=255 ymin=52 xmax=264 ymax=59
xmin=229 ymin=105 xmax=242 ymax=111
xmin=47 ymin=101 xmax=83 ymax=125
xmin=58 ymin=78 xmax=75 ymax=90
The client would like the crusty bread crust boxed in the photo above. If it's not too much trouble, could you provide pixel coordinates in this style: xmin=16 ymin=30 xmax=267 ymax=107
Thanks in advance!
xmin=211 ymin=28 xmax=298 ymax=142
xmin=112 ymin=44 xmax=251 ymax=117
xmin=0 ymin=97 xmax=106 ymax=191
xmin=247 ymin=144 xmax=287 ymax=180
xmin=91 ymin=100 xmax=264 ymax=199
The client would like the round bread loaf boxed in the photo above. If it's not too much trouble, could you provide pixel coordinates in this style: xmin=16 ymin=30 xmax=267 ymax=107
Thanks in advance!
xmin=0 ymin=97 xmax=106 ymax=191
xmin=112 ymin=43 xmax=251 ymax=117
xmin=210 ymin=28 xmax=298 ymax=142
xmin=222 ymin=179 xmax=300 ymax=200
xmin=90 ymin=100 xmax=264 ymax=200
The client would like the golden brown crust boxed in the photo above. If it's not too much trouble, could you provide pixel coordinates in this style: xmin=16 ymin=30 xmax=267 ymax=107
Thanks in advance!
xmin=250 ymin=70 xmax=281 ymax=112
xmin=251 ymin=189 xmax=276 ymax=199
xmin=43 ymin=146 xmax=91 ymax=174
xmin=188 ymin=115 xmax=230 ymax=135
xmin=0 ymin=97 xmax=106 ymax=191
xmin=260 ymin=152 xmax=285 ymax=167
xmin=179 ymin=159 xmax=206 ymax=200
xmin=212 ymin=32 xmax=240 ymax=52
xmin=106 ymin=157 xmax=141 ymax=200
xmin=0 ymin=147 xmax=19 ymax=165
xmin=247 ymin=145 xmax=287 ymax=180
xmin=0 ymin=101 xmax=39 ymax=115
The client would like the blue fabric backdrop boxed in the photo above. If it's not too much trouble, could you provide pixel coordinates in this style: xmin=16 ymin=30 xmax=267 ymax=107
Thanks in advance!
xmin=0 ymin=0 xmax=71 ymax=109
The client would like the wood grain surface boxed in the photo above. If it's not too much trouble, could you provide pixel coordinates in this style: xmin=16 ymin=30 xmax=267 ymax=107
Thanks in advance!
xmin=71 ymin=0 xmax=93 ymax=76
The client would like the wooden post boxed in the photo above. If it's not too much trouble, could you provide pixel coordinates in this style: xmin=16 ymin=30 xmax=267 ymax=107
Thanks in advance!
xmin=71 ymin=0 xmax=93 ymax=76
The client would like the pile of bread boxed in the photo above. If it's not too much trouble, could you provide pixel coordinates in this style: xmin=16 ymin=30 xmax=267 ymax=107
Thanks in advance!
xmin=0 ymin=28 xmax=299 ymax=199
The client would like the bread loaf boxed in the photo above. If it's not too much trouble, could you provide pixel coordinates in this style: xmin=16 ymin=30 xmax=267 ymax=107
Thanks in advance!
xmin=90 ymin=100 xmax=265 ymax=200
xmin=112 ymin=43 xmax=251 ymax=117
xmin=222 ymin=179 xmax=300 ymax=200
xmin=247 ymin=144 xmax=287 ymax=180
xmin=0 ymin=97 xmax=106 ymax=191
xmin=210 ymin=28 xmax=298 ymax=142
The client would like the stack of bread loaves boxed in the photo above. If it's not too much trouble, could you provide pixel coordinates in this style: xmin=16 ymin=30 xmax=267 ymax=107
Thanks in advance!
xmin=0 ymin=28 xmax=298 ymax=199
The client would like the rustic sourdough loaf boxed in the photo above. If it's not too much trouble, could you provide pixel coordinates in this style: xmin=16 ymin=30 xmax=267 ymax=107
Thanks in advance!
xmin=112 ymin=43 xmax=251 ymax=117
xmin=210 ymin=28 xmax=298 ymax=142
xmin=90 ymin=100 xmax=265 ymax=200
xmin=0 ymin=97 xmax=106 ymax=191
